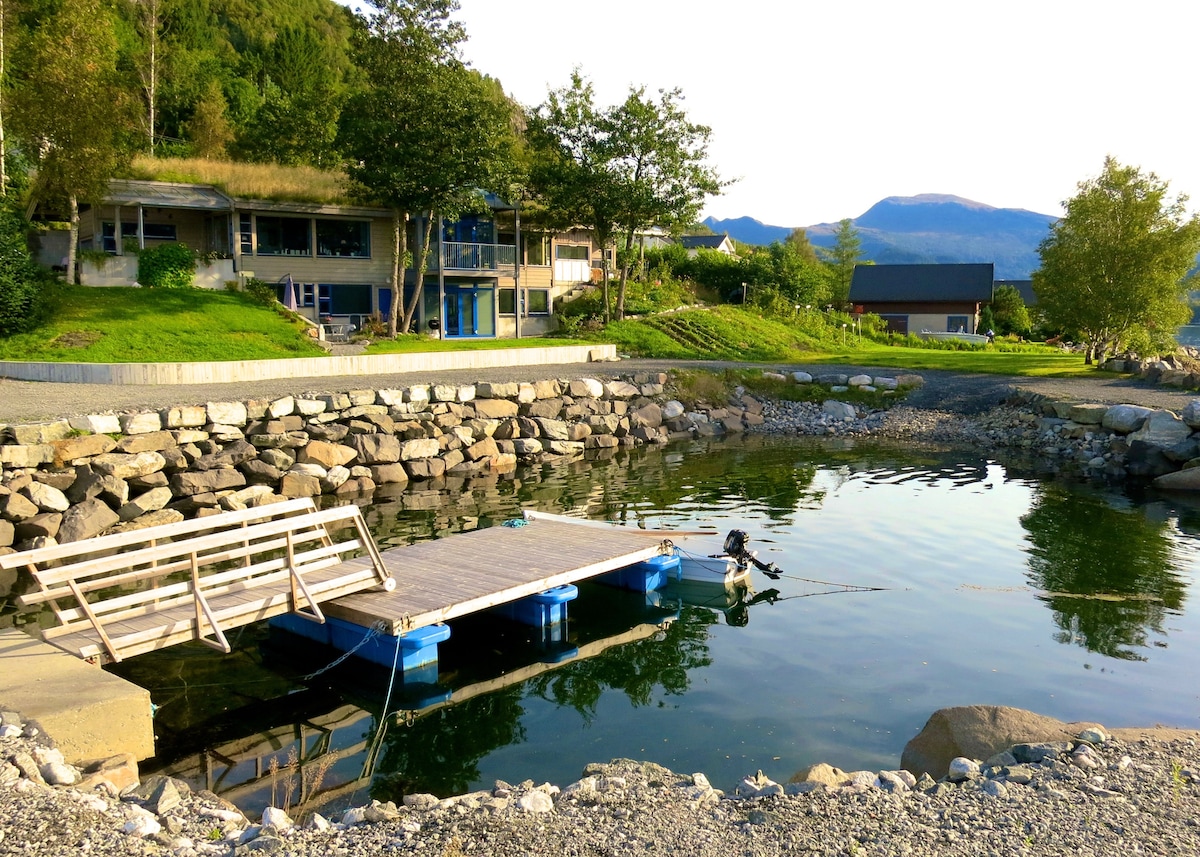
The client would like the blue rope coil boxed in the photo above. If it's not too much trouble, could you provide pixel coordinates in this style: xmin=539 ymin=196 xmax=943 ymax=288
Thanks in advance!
xmin=502 ymin=518 xmax=528 ymax=528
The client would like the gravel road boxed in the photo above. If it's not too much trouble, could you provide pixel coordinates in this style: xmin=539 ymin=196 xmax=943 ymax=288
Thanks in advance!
xmin=2 ymin=358 xmax=1196 ymax=425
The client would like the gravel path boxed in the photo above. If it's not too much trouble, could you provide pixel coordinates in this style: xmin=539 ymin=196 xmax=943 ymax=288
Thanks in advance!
xmin=2 ymin=358 xmax=1196 ymax=425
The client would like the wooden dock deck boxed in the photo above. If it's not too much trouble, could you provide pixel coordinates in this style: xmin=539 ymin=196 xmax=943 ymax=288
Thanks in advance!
xmin=324 ymin=517 xmax=673 ymax=634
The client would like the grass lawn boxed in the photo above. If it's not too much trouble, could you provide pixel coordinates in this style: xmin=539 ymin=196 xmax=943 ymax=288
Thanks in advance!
xmin=0 ymin=285 xmax=1100 ymax=381
xmin=0 ymin=286 xmax=326 ymax=362
xmin=802 ymin=341 xmax=1096 ymax=377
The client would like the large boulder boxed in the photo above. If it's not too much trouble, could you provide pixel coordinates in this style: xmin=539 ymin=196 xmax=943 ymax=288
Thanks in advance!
xmin=1129 ymin=410 xmax=1193 ymax=449
xmin=57 ymin=498 xmax=121 ymax=543
xmin=900 ymin=705 xmax=1097 ymax=778
xmin=1102 ymin=404 xmax=1154 ymax=434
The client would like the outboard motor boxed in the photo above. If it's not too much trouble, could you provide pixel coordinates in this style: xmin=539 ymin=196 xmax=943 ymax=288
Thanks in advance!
xmin=721 ymin=529 xmax=782 ymax=580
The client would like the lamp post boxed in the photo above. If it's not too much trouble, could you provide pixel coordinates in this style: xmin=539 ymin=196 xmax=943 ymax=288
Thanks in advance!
xmin=842 ymin=323 xmax=847 ymax=346
xmin=741 ymin=282 xmax=747 ymax=304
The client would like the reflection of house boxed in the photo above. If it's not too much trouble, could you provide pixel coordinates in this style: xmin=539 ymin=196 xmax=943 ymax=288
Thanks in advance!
xmin=75 ymin=179 xmax=605 ymax=339
xmin=849 ymin=263 xmax=995 ymax=334
xmin=678 ymin=233 xmax=735 ymax=257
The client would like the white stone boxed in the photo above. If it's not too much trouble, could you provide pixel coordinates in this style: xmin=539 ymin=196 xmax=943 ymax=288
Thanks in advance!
xmin=161 ymin=406 xmax=207 ymax=428
xmin=69 ymin=414 xmax=122 ymax=434
xmin=847 ymin=374 xmax=873 ymax=387
xmin=375 ymin=389 xmax=405 ymax=406
xmin=822 ymin=400 xmax=857 ymax=420
xmin=290 ymin=463 xmax=328 ymax=478
xmin=947 ymin=757 xmax=980 ymax=782
xmin=456 ymin=385 xmax=476 ymax=403
xmin=516 ymin=384 xmax=538 ymax=404
xmin=321 ymin=465 xmax=351 ymax=491
xmin=568 ymin=378 xmax=604 ymax=398
xmin=512 ymin=438 xmax=544 ymax=455
xmin=1103 ymin=404 xmax=1154 ymax=434
xmin=120 ymin=412 xmax=162 ymax=434
xmin=267 ymin=397 xmax=295 ymax=418
xmin=23 ymin=482 xmax=70 ymax=513
xmin=40 ymin=761 xmax=78 ymax=785
xmin=661 ymin=400 xmax=686 ymax=420
xmin=431 ymin=384 xmax=458 ymax=402
xmin=405 ymin=386 xmax=431 ymax=404
xmin=516 ymin=790 xmax=554 ymax=813
xmin=340 ymin=806 xmax=368 ymax=827
xmin=401 ymin=439 xmax=441 ymax=460
xmin=872 ymin=377 xmax=898 ymax=390
xmin=295 ymin=398 xmax=326 ymax=416
xmin=1077 ymin=726 xmax=1109 ymax=744
xmin=604 ymin=380 xmax=640 ymax=399
xmin=792 ymin=371 xmax=813 ymax=384
xmin=206 ymin=401 xmax=248 ymax=426
xmin=262 ymin=806 xmax=293 ymax=829
xmin=1129 ymin=410 xmax=1192 ymax=448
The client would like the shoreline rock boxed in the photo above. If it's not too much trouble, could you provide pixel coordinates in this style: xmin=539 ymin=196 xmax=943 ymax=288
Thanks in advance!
xmin=2 ymin=706 xmax=1198 ymax=856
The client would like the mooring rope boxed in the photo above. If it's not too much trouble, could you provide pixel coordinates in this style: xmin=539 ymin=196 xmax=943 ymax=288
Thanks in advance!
xmin=501 ymin=518 xmax=528 ymax=528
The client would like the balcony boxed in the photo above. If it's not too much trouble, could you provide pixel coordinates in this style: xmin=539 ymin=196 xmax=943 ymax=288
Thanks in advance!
xmin=438 ymin=242 xmax=516 ymax=274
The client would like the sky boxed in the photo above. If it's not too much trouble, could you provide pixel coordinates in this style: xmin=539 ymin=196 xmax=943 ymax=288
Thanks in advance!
xmin=340 ymin=0 xmax=1199 ymax=228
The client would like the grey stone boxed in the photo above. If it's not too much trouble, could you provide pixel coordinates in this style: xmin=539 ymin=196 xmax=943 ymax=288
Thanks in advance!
xmin=57 ymin=498 xmax=121 ymax=542
xmin=1103 ymin=404 xmax=1155 ymax=434
xmin=1129 ymin=410 xmax=1193 ymax=448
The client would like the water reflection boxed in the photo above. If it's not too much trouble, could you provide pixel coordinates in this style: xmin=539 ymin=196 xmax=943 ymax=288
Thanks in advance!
xmin=1020 ymin=483 xmax=1189 ymax=660
xmin=99 ymin=434 xmax=1200 ymax=817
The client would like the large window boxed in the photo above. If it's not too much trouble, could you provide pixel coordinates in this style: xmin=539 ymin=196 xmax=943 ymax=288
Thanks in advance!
xmin=556 ymin=244 xmax=589 ymax=261
xmin=256 ymin=216 xmax=311 ymax=256
xmin=316 ymin=220 xmax=370 ymax=258
xmin=239 ymin=214 xmax=253 ymax=255
xmin=323 ymin=283 xmax=373 ymax=315
xmin=527 ymin=289 xmax=550 ymax=315
xmin=499 ymin=288 xmax=516 ymax=315
xmin=947 ymin=315 xmax=969 ymax=333
xmin=101 ymin=221 xmax=177 ymax=252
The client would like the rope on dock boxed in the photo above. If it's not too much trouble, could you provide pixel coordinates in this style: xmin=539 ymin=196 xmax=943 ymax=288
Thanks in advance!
xmin=501 ymin=518 xmax=528 ymax=528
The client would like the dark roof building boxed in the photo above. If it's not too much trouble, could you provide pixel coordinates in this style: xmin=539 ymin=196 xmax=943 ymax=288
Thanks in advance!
xmin=849 ymin=263 xmax=995 ymax=335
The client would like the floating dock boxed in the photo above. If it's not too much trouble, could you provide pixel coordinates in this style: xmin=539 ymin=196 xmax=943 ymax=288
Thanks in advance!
xmin=322 ymin=516 xmax=674 ymax=634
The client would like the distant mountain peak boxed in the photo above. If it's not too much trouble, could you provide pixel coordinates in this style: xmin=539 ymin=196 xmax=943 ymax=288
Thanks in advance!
xmin=703 ymin=193 xmax=1058 ymax=279
xmin=873 ymin=193 xmax=996 ymax=211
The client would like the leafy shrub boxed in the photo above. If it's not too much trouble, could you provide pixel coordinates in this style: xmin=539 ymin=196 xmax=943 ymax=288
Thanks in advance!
xmin=243 ymin=277 xmax=277 ymax=306
xmin=0 ymin=208 xmax=53 ymax=336
xmin=137 ymin=242 xmax=197 ymax=289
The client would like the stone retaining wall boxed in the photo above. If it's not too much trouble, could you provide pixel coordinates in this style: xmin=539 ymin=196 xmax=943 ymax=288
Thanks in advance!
xmin=0 ymin=373 xmax=771 ymax=570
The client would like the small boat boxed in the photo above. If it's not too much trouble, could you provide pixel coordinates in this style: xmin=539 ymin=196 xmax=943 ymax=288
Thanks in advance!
xmin=520 ymin=510 xmax=761 ymax=588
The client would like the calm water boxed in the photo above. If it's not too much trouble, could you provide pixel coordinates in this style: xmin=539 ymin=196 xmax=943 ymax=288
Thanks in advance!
xmin=114 ymin=435 xmax=1200 ymax=816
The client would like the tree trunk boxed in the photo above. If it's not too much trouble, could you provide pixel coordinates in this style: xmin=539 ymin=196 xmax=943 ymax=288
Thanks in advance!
xmin=68 ymin=194 xmax=79 ymax=285
xmin=387 ymin=210 xmax=403 ymax=337
xmin=401 ymin=215 xmax=435 ymax=335
xmin=614 ymin=227 xmax=636 ymax=320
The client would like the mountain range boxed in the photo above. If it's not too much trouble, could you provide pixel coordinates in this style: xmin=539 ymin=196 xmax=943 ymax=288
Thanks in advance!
xmin=703 ymin=194 xmax=1058 ymax=279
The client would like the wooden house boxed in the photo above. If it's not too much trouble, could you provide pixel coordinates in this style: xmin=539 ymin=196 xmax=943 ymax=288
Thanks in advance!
xmin=848 ymin=263 xmax=995 ymax=334
xmin=74 ymin=180 xmax=605 ymax=340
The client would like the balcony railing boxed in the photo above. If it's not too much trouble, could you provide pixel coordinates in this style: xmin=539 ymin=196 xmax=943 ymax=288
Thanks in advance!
xmin=439 ymin=241 xmax=516 ymax=272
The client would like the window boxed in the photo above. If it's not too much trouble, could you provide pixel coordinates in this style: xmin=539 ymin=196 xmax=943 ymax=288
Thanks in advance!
xmin=556 ymin=244 xmax=589 ymax=261
xmin=527 ymin=289 xmax=550 ymax=315
xmin=256 ymin=216 xmax=311 ymax=256
xmin=239 ymin=214 xmax=253 ymax=255
xmin=878 ymin=314 xmax=908 ymax=334
xmin=322 ymin=283 xmax=373 ymax=315
xmin=101 ymin=221 xmax=177 ymax=252
xmin=316 ymin=220 xmax=370 ymax=258
xmin=499 ymin=288 xmax=516 ymax=315
xmin=525 ymin=235 xmax=550 ymax=266
xmin=947 ymin=315 xmax=969 ymax=333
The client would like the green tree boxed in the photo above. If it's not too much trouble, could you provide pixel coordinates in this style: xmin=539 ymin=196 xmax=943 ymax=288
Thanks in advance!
xmin=990 ymin=283 xmax=1031 ymax=336
xmin=1033 ymin=157 xmax=1200 ymax=363
xmin=184 ymin=78 xmax=233 ymax=158
xmin=527 ymin=71 xmax=622 ymax=323
xmin=11 ymin=0 xmax=133 ymax=283
xmin=236 ymin=25 xmax=346 ymax=167
xmin=784 ymin=227 xmax=818 ymax=263
xmin=340 ymin=0 xmax=518 ymax=336
xmin=0 ymin=207 xmax=50 ymax=334
xmin=607 ymin=85 xmax=724 ymax=320
xmin=821 ymin=218 xmax=864 ymax=308
xmin=529 ymin=72 xmax=724 ymax=323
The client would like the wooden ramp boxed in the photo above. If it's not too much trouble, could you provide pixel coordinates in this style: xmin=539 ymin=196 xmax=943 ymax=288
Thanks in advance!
xmin=325 ymin=518 xmax=673 ymax=634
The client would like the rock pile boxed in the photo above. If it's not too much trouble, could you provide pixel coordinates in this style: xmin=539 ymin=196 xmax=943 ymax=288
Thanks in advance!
xmin=0 ymin=373 xmax=769 ymax=558
xmin=4 ymin=706 xmax=1199 ymax=856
